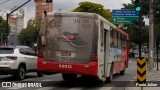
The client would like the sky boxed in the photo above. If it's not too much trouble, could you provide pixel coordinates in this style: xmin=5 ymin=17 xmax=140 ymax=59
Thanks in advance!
xmin=0 ymin=0 xmax=131 ymax=21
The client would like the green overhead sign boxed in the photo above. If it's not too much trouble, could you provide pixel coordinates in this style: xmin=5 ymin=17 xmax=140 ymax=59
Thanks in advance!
xmin=112 ymin=9 xmax=139 ymax=24
xmin=112 ymin=16 xmax=139 ymax=24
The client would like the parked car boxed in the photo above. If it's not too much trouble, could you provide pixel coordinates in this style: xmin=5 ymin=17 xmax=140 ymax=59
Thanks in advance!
xmin=0 ymin=46 xmax=43 ymax=80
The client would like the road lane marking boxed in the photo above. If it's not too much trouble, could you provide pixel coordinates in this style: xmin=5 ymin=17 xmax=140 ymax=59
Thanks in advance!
xmin=99 ymin=87 xmax=113 ymax=90
xmin=7 ymin=87 xmax=23 ymax=89
xmin=36 ymin=87 xmax=54 ymax=90
xmin=68 ymin=87 xmax=84 ymax=90
xmin=41 ymin=79 xmax=53 ymax=81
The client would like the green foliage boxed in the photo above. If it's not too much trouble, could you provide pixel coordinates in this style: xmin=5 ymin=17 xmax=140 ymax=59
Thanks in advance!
xmin=72 ymin=1 xmax=111 ymax=21
xmin=122 ymin=0 xmax=150 ymax=15
xmin=0 ymin=16 xmax=10 ymax=41
xmin=121 ymin=0 xmax=151 ymax=48
xmin=18 ymin=23 xmax=36 ymax=46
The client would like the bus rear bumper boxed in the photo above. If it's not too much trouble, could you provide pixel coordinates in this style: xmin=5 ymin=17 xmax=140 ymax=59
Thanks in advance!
xmin=37 ymin=58 xmax=98 ymax=76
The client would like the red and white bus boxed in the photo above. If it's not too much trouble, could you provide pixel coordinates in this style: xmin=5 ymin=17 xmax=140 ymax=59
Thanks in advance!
xmin=37 ymin=12 xmax=129 ymax=82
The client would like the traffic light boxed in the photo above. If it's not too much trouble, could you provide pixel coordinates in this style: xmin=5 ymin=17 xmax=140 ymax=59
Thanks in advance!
xmin=134 ymin=0 xmax=141 ymax=12
xmin=46 ymin=0 xmax=52 ymax=3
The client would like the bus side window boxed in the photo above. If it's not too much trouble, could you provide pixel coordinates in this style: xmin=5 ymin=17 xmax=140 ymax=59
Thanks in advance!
xmin=100 ymin=21 xmax=104 ymax=47
xmin=110 ymin=28 xmax=114 ymax=48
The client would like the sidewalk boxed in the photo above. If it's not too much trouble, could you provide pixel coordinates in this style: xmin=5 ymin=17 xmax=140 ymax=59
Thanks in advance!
xmin=126 ymin=62 xmax=160 ymax=90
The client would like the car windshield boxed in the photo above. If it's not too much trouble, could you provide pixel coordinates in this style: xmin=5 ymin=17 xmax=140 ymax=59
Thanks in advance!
xmin=0 ymin=48 xmax=14 ymax=54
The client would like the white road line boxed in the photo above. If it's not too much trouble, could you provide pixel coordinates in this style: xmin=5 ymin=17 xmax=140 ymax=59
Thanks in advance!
xmin=98 ymin=87 xmax=113 ymax=90
xmin=41 ymin=79 xmax=61 ymax=81
xmin=7 ymin=87 xmax=23 ymax=89
xmin=36 ymin=87 xmax=54 ymax=90
xmin=68 ymin=87 xmax=84 ymax=90
xmin=41 ymin=79 xmax=53 ymax=81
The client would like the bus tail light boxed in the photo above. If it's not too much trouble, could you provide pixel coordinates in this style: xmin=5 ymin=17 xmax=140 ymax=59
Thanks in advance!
xmin=90 ymin=54 xmax=98 ymax=62
xmin=6 ymin=56 xmax=17 ymax=60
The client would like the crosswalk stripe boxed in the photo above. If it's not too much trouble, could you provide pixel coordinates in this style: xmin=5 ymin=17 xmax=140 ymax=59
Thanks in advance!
xmin=41 ymin=79 xmax=53 ymax=81
xmin=68 ymin=87 xmax=84 ymax=90
xmin=7 ymin=87 xmax=23 ymax=89
xmin=36 ymin=87 xmax=54 ymax=90
xmin=99 ymin=87 xmax=113 ymax=90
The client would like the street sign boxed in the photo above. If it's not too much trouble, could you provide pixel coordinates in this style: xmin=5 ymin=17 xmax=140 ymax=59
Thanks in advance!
xmin=112 ymin=9 xmax=139 ymax=24
xmin=112 ymin=17 xmax=139 ymax=24
xmin=112 ymin=9 xmax=139 ymax=16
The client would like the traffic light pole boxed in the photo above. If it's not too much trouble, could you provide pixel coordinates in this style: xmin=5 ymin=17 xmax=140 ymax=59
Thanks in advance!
xmin=148 ymin=0 xmax=154 ymax=70
xmin=5 ymin=0 xmax=31 ymax=46
xmin=138 ymin=1 xmax=142 ymax=58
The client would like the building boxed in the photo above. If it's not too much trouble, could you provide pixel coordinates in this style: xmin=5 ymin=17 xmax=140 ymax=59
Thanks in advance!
xmin=35 ymin=1 xmax=53 ymax=28
xmin=7 ymin=7 xmax=27 ymax=45
xmin=35 ymin=1 xmax=53 ymax=17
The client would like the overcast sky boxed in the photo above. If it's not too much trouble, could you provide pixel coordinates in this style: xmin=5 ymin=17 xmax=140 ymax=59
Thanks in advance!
xmin=0 ymin=0 xmax=131 ymax=20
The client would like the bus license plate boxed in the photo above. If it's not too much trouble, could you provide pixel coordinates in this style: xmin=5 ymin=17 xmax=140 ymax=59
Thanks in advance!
xmin=61 ymin=52 xmax=71 ymax=56
xmin=56 ymin=51 xmax=75 ymax=57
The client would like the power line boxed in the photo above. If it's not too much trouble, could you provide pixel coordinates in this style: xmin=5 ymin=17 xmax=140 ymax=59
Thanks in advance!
xmin=0 ymin=0 xmax=10 ymax=6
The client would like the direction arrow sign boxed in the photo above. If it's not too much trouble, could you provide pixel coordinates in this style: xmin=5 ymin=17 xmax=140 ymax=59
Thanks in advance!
xmin=112 ymin=17 xmax=139 ymax=24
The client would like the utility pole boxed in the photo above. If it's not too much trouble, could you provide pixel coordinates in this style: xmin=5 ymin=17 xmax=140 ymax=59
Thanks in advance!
xmin=5 ymin=0 xmax=31 ymax=46
xmin=148 ymin=0 xmax=154 ymax=70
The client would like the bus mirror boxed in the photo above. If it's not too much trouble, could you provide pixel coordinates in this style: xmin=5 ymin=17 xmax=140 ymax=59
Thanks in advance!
xmin=41 ymin=36 xmax=46 ymax=46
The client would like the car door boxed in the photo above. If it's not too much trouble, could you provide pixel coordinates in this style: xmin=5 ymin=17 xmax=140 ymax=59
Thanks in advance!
xmin=19 ymin=48 xmax=31 ymax=70
xmin=26 ymin=48 xmax=37 ymax=70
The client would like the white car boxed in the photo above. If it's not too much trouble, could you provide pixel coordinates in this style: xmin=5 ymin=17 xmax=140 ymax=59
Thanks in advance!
xmin=0 ymin=46 xmax=43 ymax=80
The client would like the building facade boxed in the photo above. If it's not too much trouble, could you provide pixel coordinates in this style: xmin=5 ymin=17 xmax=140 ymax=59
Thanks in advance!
xmin=35 ymin=1 xmax=53 ymax=29
xmin=7 ymin=7 xmax=27 ymax=45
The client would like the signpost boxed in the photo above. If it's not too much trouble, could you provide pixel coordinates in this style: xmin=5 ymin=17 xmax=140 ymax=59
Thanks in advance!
xmin=112 ymin=9 xmax=139 ymax=24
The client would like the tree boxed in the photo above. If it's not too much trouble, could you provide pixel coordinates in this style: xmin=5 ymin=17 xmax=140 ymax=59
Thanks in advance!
xmin=18 ymin=19 xmax=36 ymax=47
xmin=121 ymin=0 xmax=151 ymax=48
xmin=122 ymin=0 xmax=150 ymax=16
xmin=0 ymin=16 xmax=10 ymax=45
xmin=72 ymin=1 xmax=111 ymax=21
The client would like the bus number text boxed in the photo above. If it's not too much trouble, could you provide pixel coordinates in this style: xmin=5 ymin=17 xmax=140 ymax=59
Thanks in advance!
xmin=59 ymin=64 xmax=72 ymax=69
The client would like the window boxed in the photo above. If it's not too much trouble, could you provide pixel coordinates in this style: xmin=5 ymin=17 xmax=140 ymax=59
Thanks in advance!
xmin=110 ymin=28 xmax=114 ymax=48
xmin=121 ymin=35 xmax=127 ymax=48
xmin=19 ymin=48 xmax=28 ymax=55
xmin=27 ymin=48 xmax=37 ymax=56
xmin=0 ymin=48 xmax=14 ymax=54
xmin=114 ymin=31 xmax=118 ymax=47
xmin=100 ymin=21 xmax=104 ymax=47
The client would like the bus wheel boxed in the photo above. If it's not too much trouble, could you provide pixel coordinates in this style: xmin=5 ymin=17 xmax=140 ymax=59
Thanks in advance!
xmin=120 ymin=64 xmax=126 ymax=75
xmin=62 ymin=73 xmax=77 ymax=81
xmin=105 ymin=65 xmax=113 ymax=83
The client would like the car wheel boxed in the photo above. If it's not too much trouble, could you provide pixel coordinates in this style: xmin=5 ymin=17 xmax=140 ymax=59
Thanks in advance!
xmin=16 ymin=65 xmax=26 ymax=80
xmin=37 ymin=71 xmax=44 ymax=77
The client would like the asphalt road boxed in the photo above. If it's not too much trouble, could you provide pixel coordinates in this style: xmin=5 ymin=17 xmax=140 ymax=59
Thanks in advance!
xmin=0 ymin=58 xmax=137 ymax=90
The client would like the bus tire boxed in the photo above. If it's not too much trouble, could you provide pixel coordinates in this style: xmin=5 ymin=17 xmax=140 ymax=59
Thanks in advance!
xmin=62 ymin=73 xmax=77 ymax=81
xmin=105 ymin=65 xmax=113 ymax=83
xmin=120 ymin=64 xmax=126 ymax=75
